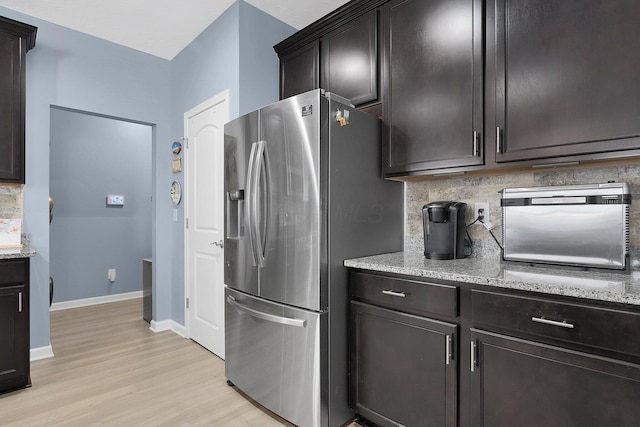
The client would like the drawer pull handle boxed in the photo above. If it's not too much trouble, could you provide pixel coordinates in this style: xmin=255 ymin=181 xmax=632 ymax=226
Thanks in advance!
xmin=382 ymin=290 xmax=406 ymax=298
xmin=531 ymin=316 xmax=574 ymax=329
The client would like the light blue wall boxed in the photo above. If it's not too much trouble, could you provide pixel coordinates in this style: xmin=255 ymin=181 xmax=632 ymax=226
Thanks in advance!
xmin=169 ymin=1 xmax=294 ymax=323
xmin=169 ymin=3 xmax=240 ymax=324
xmin=238 ymin=1 xmax=294 ymax=114
xmin=0 ymin=0 xmax=294 ymax=349
xmin=49 ymin=108 xmax=152 ymax=302
xmin=0 ymin=5 xmax=172 ymax=349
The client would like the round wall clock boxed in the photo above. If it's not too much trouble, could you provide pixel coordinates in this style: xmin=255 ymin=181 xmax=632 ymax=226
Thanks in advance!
xmin=170 ymin=181 xmax=182 ymax=205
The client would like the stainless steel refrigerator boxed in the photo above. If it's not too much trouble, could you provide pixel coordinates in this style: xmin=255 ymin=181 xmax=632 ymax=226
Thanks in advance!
xmin=224 ymin=89 xmax=403 ymax=427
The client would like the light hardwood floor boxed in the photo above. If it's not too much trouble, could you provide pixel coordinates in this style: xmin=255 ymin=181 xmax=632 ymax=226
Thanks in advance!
xmin=0 ymin=298 xmax=355 ymax=427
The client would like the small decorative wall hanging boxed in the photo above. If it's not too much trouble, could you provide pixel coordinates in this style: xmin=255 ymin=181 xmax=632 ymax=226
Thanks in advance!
xmin=172 ymin=157 xmax=182 ymax=173
xmin=172 ymin=141 xmax=182 ymax=155
xmin=170 ymin=181 xmax=182 ymax=205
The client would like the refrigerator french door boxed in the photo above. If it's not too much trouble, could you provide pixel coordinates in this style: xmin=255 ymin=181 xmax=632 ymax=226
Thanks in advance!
xmin=225 ymin=90 xmax=323 ymax=311
xmin=224 ymin=89 xmax=404 ymax=427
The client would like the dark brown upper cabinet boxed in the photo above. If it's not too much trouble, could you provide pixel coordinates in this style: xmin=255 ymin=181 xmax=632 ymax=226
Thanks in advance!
xmin=274 ymin=0 xmax=387 ymax=106
xmin=0 ymin=16 xmax=36 ymax=184
xmin=381 ymin=0 xmax=484 ymax=178
xmin=490 ymin=0 xmax=640 ymax=164
xmin=279 ymin=40 xmax=320 ymax=100
xmin=321 ymin=10 xmax=378 ymax=107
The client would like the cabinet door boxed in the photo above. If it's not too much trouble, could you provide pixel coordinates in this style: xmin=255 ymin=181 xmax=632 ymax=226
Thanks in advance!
xmin=470 ymin=329 xmax=640 ymax=427
xmin=0 ymin=285 xmax=28 ymax=394
xmin=382 ymin=0 xmax=483 ymax=177
xmin=493 ymin=0 xmax=640 ymax=163
xmin=0 ymin=31 xmax=25 ymax=183
xmin=321 ymin=10 xmax=378 ymax=106
xmin=350 ymin=301 xmax=457 ymax=427
xmin=279 ymin=41 xmax=319 ymax=100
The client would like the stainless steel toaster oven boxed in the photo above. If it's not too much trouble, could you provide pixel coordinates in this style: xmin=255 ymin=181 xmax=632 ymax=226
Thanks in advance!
xmin=501 ymin=182 xmax=631 ymax=270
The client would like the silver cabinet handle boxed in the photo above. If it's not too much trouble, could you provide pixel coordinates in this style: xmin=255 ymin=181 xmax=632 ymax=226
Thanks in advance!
xmin=211 ymin=240 xmax=224 ymax=248
xmin=531 ymin=316 xmax=575 ymax=329
xmin=470 ymin=341 xmax=476 ymax=372
xmin=446 ymin=335 xmax=452 ymax=365
xmin=227 ymin=295 xmax=306 ymax=328
xmin=473 ymin=131 xmax=480 ymax=157
xmin=382 ymin=289 xmax=406 ymax=298
xmin=496 ymin=126 xmax=502 ymax=153
xmin=18 ymin=291 xmax=22 ymax=313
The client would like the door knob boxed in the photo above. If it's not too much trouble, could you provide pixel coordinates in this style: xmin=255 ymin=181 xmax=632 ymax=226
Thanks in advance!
xmin=211 ymin=240 xmax=224 ymax=248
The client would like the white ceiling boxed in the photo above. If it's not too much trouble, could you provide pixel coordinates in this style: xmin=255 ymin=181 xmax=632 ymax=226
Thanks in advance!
xmin=0 ymin=0 xmax=350 ymax=60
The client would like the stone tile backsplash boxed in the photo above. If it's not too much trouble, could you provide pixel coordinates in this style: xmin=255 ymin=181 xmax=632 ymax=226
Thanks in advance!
xmin=405 ymin=165 xmax=640 ymax=259
xmin=0 ymin=184 xmax=23 ymax=219
xmin=3 ymin=165 xmax=639 ymax=260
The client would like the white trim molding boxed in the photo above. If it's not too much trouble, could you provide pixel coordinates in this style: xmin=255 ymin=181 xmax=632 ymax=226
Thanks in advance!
xmin=31 ymin=344 xmax=54 ymax=361
xmin=149 ymin=319 xmax=187 ymax=338
xmin=50 ymin=291 xmax=143 ymax=311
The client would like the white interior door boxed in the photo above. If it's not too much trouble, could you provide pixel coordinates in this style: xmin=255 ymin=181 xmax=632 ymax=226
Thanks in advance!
xmin=184 ymin=91 xmax=229 ymax=358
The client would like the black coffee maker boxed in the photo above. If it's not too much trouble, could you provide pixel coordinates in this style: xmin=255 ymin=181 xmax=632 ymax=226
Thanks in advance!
xmin=422 ymin=201 xmax=467 ymax=259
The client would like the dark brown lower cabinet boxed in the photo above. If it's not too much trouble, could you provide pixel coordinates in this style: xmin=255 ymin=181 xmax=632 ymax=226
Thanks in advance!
xmin=0 ymin=258 xmax=30 ymax=394
xmin=349 ymin=269 xmax=640 ymax=426
xmin=470 ymin=329 xmax=640 ymax=427
xmin=350 ymin=301 xmax=457 ymax=427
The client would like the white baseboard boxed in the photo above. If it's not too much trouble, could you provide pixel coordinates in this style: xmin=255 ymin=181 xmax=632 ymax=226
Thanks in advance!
xmin=50 ymin=291 xmax=143 ymax=311
xmin=31 ymin=344 xmax=54 ymax=361
xmin=150 ymin=319 xmax=186 ymax=338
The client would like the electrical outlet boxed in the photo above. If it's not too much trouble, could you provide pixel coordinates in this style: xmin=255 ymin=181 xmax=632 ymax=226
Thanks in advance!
xmin=108 ymin=268 xmax=116 ymax=282
xmin=474 ymin=203 xmax=490 ymax=223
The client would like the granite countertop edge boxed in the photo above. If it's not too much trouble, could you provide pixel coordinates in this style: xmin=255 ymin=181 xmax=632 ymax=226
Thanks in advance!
xmin=0 ymin=246 xmax=36 ymax=259
xmin=344 ymin=251 xmax=640 ymax=307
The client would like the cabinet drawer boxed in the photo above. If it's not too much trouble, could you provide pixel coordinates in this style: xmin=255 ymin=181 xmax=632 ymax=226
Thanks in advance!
xmin=350 ymin=271 xmax=458 ymax=318
xmin=0 ymin=259 xmax=27 ymax=286
xmin=472 ymin=289 xmax=640 ymax=357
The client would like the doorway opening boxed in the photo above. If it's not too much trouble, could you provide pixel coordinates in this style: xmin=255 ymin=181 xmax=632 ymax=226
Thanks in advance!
xmin=49 ymin=107 xmax=153 ymax=314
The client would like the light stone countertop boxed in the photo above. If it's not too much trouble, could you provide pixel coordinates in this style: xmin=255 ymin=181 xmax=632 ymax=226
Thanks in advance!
xmin=344 ymin=251 xmax=640 ymax=307
xmin=0 ymin=234 xmax=36 ymax=259
xmin=0 ymin=245 xmax=36 ymax=259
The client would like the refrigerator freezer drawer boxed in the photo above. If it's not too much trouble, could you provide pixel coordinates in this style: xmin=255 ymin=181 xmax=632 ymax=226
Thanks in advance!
xmin=225 ymin=287 xmax=327 ymax=427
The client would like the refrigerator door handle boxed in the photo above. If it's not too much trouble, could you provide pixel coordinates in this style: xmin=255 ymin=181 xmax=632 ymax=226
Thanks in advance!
xmin=253 ymin=140 xmax=270 ymax=268
xmin=227 ymin=295 xmax=307 ymax=328
xmin=245 ymin=142 xmax=259 ymax=266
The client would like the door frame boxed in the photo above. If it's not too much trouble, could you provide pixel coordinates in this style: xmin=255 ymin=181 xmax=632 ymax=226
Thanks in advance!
xmin=183 ymin=89 xmax=230 ymax=338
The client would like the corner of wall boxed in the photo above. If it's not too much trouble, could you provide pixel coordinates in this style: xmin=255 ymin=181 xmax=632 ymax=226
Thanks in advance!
xmin=237 ymin=1 xmax=296 ymax=115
